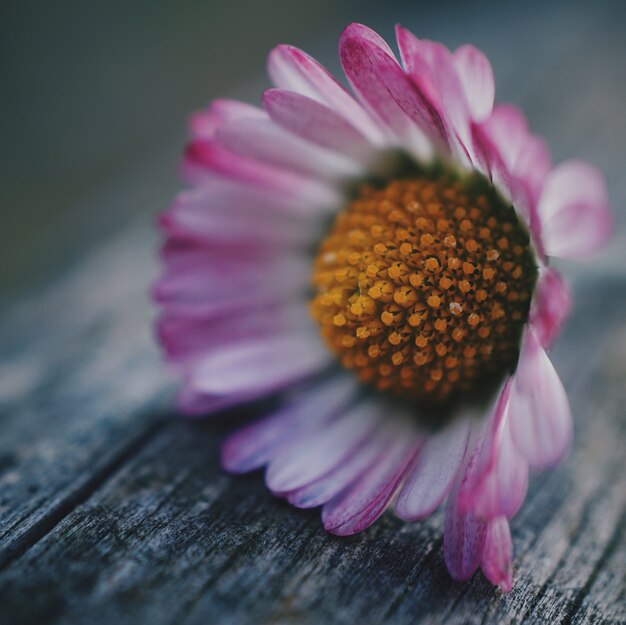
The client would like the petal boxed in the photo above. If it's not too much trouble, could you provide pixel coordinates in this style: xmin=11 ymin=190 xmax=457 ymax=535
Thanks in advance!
xmin=444 ymin=487 xmax=488 ymax=581
xmin=263 ymin=89 xmax=377 ymax=162
xmin=158 ymin=301 xmax=311 ymax=364
xmin=395 ymin=418 xmax=470 ymax=521
xmin=481 ymin=517 xmax=513 ymax=592
xmin=537 ymin=160 xmax=613 ymax=259
xmin=453 ymin=45 xmax=495 ymax=122
xmin=216 ymin=116 xmax=364 ymax=180
xmin=221 ymin=375 xmax=357 ymax=473
xmin=160 ymin=186 xmax=319 ymax=248
xmin=471 ymin=417 xmax=529 ymax=519
xmin=188 ymin=331 xmax=331 ymax=397
xmin=395 ymin=27 xmax=474 ymax=164
xmin=188 ymin=99 xmax=265 ymax=140
xmin=529 ymin=266 xmax=572 ymax=348
xmin=323 ymin=423 xmax=418 ymax=535
xmin=267 ymin=44 xmax=385 ymax=144
xmin=266 ymin=400 xmax=381 ymax=493
xmin=183 ymin=140 xmax=341 ymax=208
xmin=286 ymin=433 xmax=388 ymax=508
xmin=339 ymin=23 xmax=437 ymax=159
xmin=509 ymin=327 xmax=573 ymax=468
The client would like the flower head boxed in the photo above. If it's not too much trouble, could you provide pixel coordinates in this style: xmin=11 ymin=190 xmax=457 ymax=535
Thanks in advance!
xmin=154 ymin=23 xmax=612 ymax=591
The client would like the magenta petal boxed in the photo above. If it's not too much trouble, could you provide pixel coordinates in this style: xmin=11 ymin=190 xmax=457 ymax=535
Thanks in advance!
xmin=267 ymin=44 xmax=384 ymax=144
xmin=183 ymin=140 xmax=340 ymax=207
xmin=537 ymin=160 xmax=613 ymax=259
xmin=266 ymin=401 xmax=381 ymax=494
xmin=286 ymin=433 xmax=388 ymax=508
xmin=216 ymin=116 xmax=363 ymax=180
xmin=339 ymin=23 xmax=437 ymax=158
xmin=322 ymin=429 xmax=418 ymax=535
xmin=453 ymin=45 xmax=495 ymax=122
xmin=509 ymin=327 xmax=573 ymax=468
xmin=188 ymin=99 xmax=265 ymax=140
xmin=444 ymin=487 xmax=488 ymax=582
xmin=481 ymin=517 xmax=513 ymax=592
xmin=263 ymin=89 xmax=377 ymax=161
xmin=221 ymin=375 xmax=357 ymax=473
xmin=395 ymin=419 xmax=470 ymax=521
xmin=189 ymin=332 xmax=331 ymax=397
xmin=471 ymin=417 xmax=529 ymax=519
xmin=529 ymin=267 xmax=572 ymax=348
xmin=457 ymin=381 xmax=511 ymax=512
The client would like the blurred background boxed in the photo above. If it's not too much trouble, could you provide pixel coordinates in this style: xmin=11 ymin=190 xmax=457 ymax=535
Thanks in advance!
xmin=1 ymin=0 xmax=623 ymax=302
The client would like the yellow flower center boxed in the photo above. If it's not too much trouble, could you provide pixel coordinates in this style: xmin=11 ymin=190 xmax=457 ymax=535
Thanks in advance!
xmin=310 ymin=174 xmax=537 ymax=406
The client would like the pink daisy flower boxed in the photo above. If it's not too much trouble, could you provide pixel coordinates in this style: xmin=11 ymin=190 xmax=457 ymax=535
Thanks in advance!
xmin=154 ymin=23 xmax=613 ymax=591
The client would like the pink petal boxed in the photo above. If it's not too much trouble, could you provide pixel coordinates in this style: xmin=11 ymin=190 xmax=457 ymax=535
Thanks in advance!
xmin=453 ymin=45 xmax=495 ymax=122
xmin=444 ymin=487 xmax=488 ymax=582
xmin=267 ymin=44 xmax=384 ymax=144
xmin=154 ymin=242 xmax=310 ymax=307
xmin=457 ymin=381 xmax=511 ymax=510
xmin=470 ymin=417 xmax=529 ymax=519
xmin=188 ymin=331 xmax=331 ymax=397
xmin=216 ymin=116 xmax=363 ymax=180
xmin=175 ymin=387 xmax=263 ymax=417
xmin=481 ymin=517 xmax=513 ymax=592
xmin=286 ymin=432 xmax=388 ymax=508
xmin=537 ymin=160 xmax=613 ymax=259
xmin=182 ymin=140 xmax=340 ymax=208
xmin=158 ymin=301 xmax=310 ymax=364
xmin=529 ymin=266 xmax=572 ymax=348
xmin=395 ymin=419 xmax=470 ymax=521
xmin=262 ymin=89 xmax=377 ymax=162
xmin=508 ymin=327 xmax=573 ymax=468
xmin=322 ymin=427 xmax=418 ymax=535
xmin=188 ymin=99 xmax=265 ymax=140
xmin=221 ymin=375 xmax=357 ymax=473
xmin=395 ymin=27 xmax=473 ymax=164
xmin=266 ymin=401 xmax=381 ymax=494
xmin=161 ymin=186 xmax=318 ymax=248
xmin=339 ymin=23 xmax=437 ymax=159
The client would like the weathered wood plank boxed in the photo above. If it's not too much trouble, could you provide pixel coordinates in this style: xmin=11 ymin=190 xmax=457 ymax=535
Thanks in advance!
xmin=0 ymin=227 xmax=171 ymax=567
xmin=0 ymin=282 xmax=624 ymax=625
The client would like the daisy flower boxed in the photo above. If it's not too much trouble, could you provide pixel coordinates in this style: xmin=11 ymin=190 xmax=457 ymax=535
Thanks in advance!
xmin=154 ymin=23 xmax=613 ymax=591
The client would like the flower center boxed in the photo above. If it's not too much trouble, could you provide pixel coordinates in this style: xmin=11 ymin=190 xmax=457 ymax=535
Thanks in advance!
xmin=310 ymin=173 xmax=537 ymax=406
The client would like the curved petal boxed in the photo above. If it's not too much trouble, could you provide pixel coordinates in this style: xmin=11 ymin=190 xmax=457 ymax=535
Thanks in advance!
xmin=529 ymin=266 xmax=572 ymax=348
xmin=481 ymin=517 xmax=513 ymax=592
xmin=221 ymin=375 xmax=357 ymax=473
xmin=216 ymin=116 xmax=364 ymax=180
xmin=188 ymin=331 xmax=331 ymax=397
xmin=267 ymin=44 xmax=385 ymax=144
xmin=339 ymin=23 xmax=437 ymax=159
xmin=508 ymin=327 xmax=573 ymax=468
xmin=266 ymin=400 xmax=381 ymax=494
xmin=470 ymin=417 xmax=529 ymax=519
xmin=537 ymin=160 xmax=613 ymax=259
xmin=453 ymin=45 xmax=495 ymax=122
xmin=286 ymin=432 xmax=389 ymax=508
xmin=444 ymin=486 xmax=488 ymax=581
xmin=395 ymin=418 xmax=470 ymax=521
xmin=160 ymin=187 xmax=319 ymax=248
xmin=322 ymin=425 xmax=418 ymax=535
xmin=188 ymin=99 xmax=265 ymax=140
xmin=263 ymin=89 xmax=378 ymax=162
xmin=183 ymin=140 xmax=341 ymax=208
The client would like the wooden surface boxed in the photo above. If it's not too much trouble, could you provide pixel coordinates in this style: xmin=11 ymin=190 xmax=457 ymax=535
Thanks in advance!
xmin=1 ymin=2 xmax=625 ymax=624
